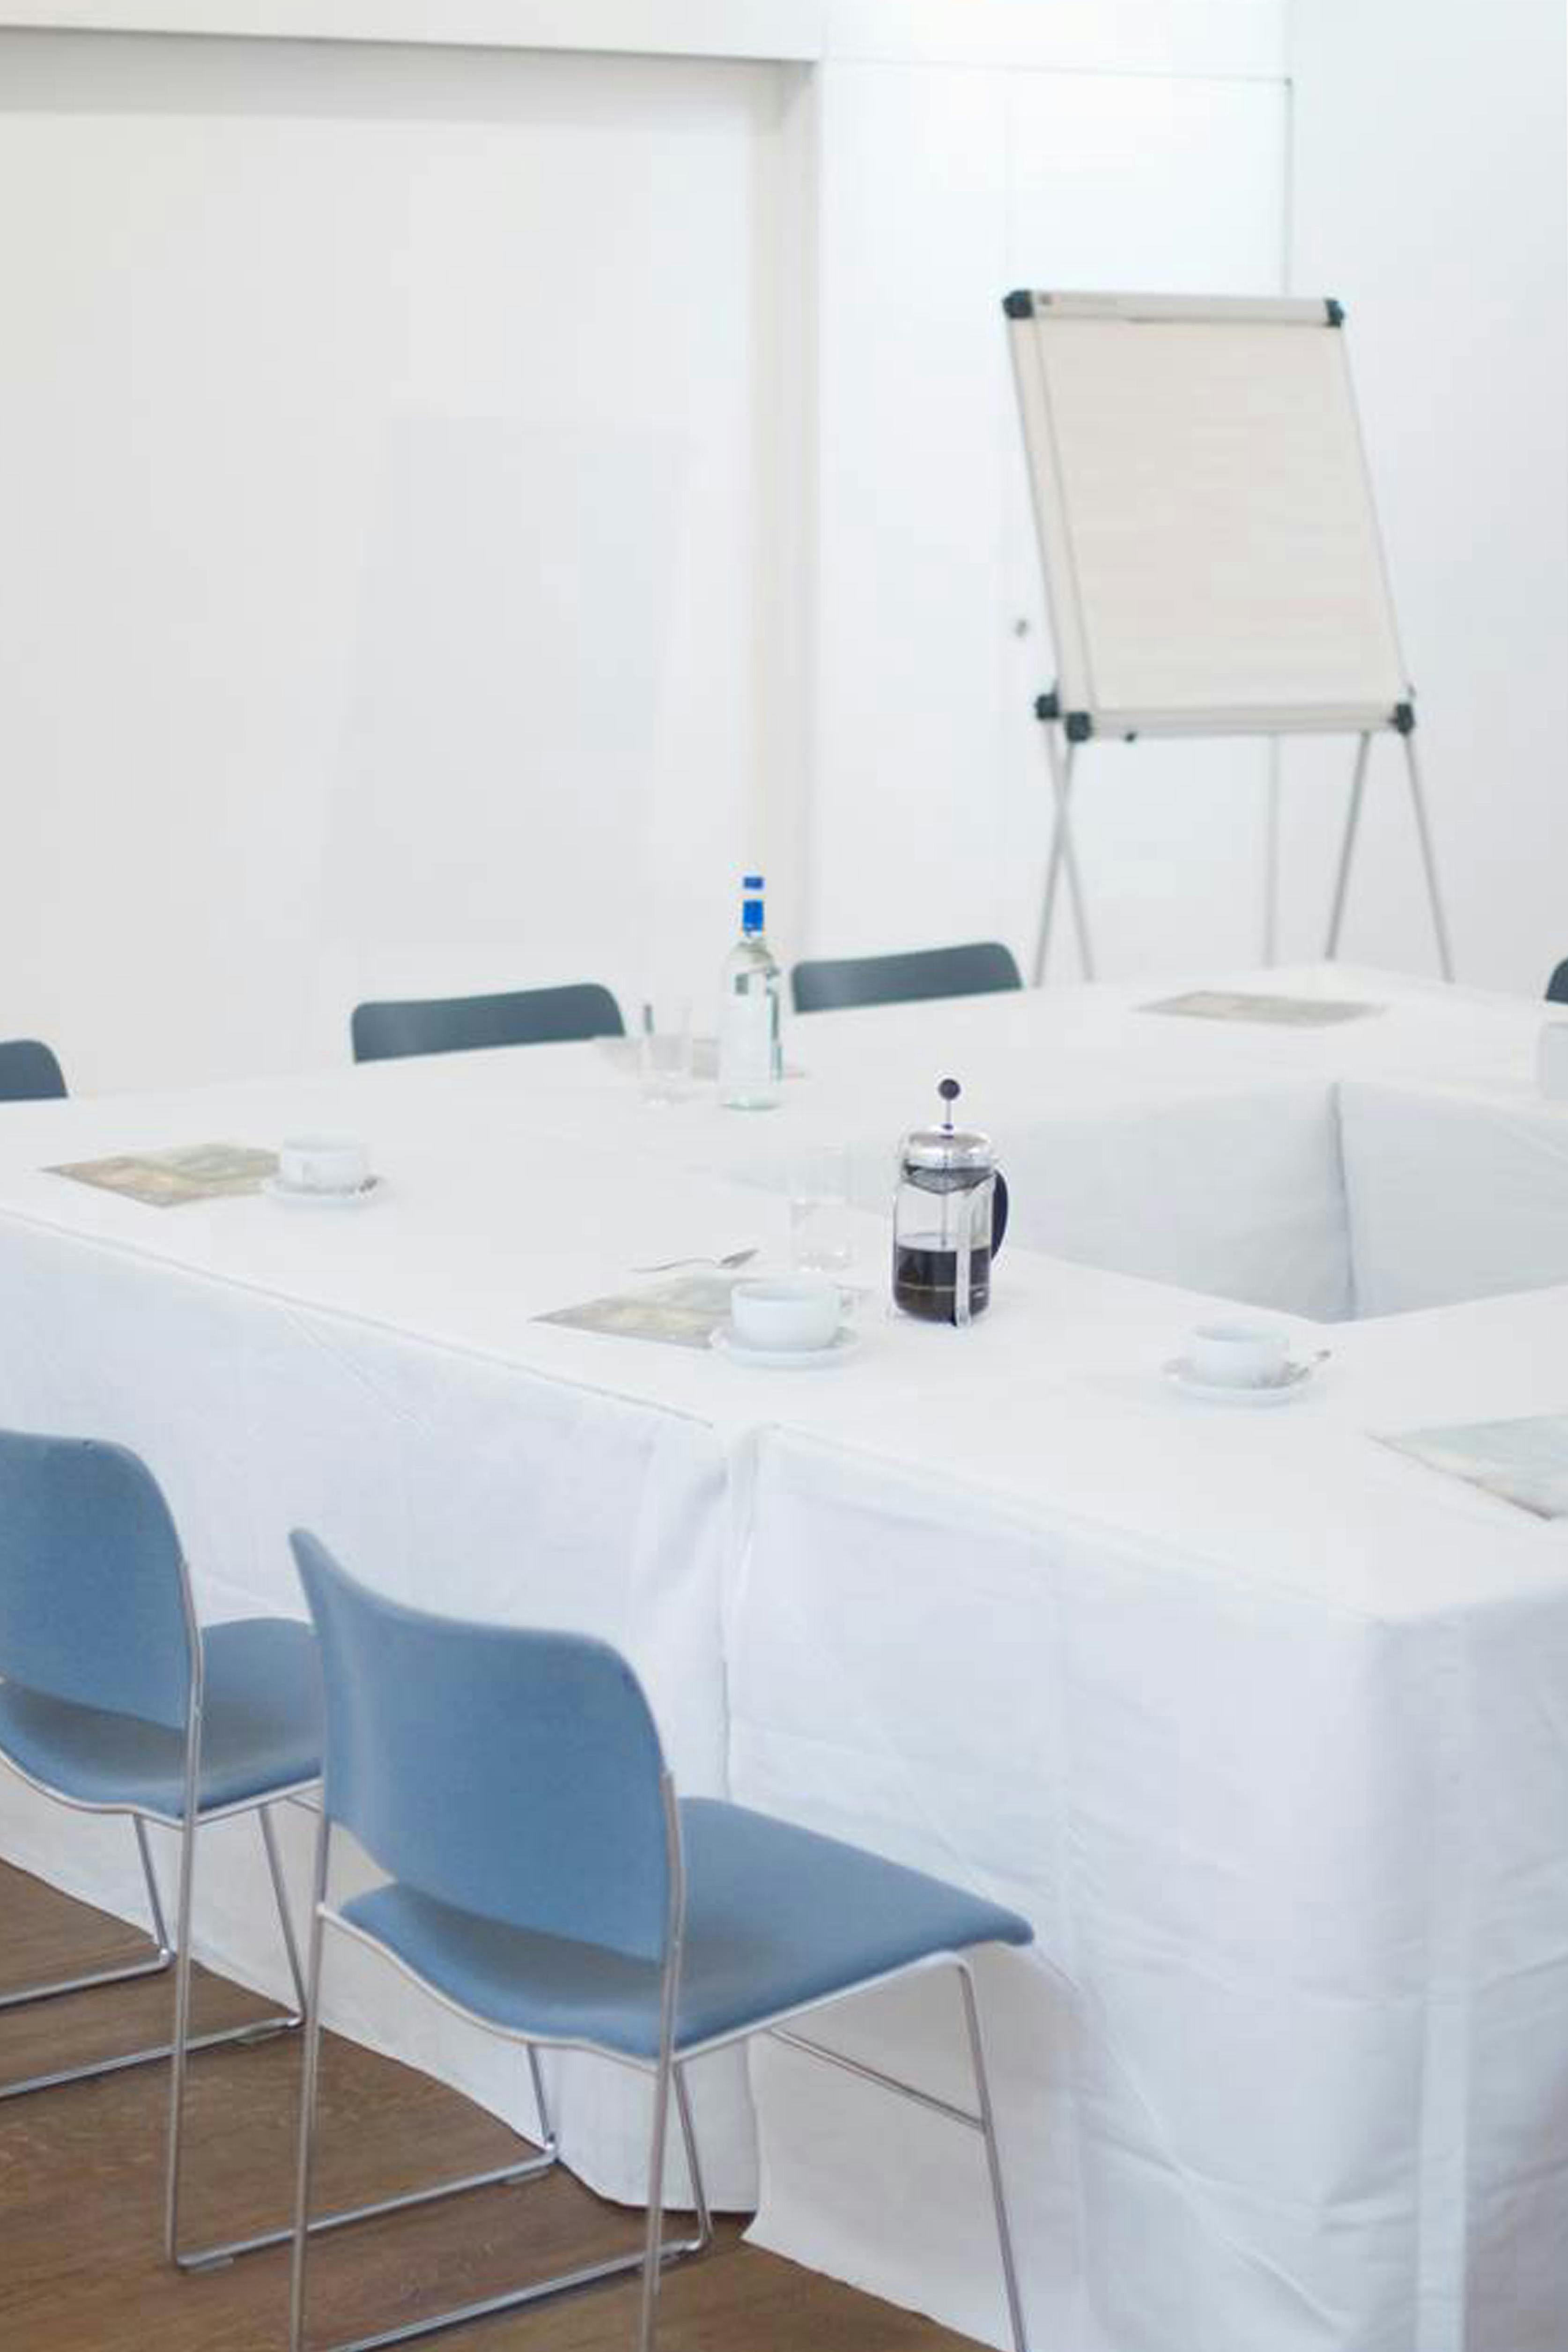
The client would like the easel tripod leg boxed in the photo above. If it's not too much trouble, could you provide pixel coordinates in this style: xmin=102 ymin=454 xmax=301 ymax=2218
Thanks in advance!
xmin=1402 ymin=731 xmax=1455 ymax=981
xmin=1032 ymin=768 xmax=1067 ymax=987
xmin=1324 ymin=732 xmax=1373 ymax=961
xmin=1058 ymin=745 xmax=1095 ymax=982
xmin=1033 ymin=734 xmax=1095 ymax=986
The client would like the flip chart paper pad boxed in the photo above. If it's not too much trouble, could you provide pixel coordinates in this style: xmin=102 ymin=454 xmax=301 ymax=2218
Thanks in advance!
xmin=1011 ymin=304 xmax=1409 ymax=728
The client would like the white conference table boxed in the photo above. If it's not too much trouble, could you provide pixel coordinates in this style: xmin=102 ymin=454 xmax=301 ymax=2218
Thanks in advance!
xmin=0 ymin=963 xmax=1565 ymax=2352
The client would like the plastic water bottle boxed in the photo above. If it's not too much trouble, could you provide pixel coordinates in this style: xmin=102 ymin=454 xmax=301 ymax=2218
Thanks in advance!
xmin=717 ymin=873 xmax=783 ymax=1110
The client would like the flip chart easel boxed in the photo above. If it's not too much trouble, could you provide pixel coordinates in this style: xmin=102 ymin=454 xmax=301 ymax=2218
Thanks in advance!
xmin=1005 ymin=289 xmax=1452 ymax=983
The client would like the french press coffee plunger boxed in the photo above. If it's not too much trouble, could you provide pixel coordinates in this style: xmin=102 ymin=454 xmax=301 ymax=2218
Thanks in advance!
xmin=892 ymin=1079 xmax=1009 ymax=1326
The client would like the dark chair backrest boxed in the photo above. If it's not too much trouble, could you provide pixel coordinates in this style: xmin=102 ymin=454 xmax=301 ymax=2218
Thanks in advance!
xmin=1547 ymin=961 xmax=1568 ymax=1005
xmin=291 ymin=1531 xmax=673 ymax=1960
xmin=791 ymin=943 xmax=1023 ymax=1016
xmin=0 ymin=1431 xmax=193 ymax=1731
xmin=0 ymin=1039 xmax=67 ymax=1102
xmin=350 ymin=984 xmax=624 ymax=1065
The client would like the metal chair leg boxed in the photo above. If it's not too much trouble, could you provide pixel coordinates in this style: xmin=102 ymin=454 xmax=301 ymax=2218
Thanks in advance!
xmin=525 ymin=2042 xmax=553 ymax=2152
xmin=173 ymin=1803 xmax=337 ymax=2268
xmin=136 ymin=1816 xmax=174 ymax=1965
xmin=288 ymin=2030 xmax=706 ymax=2352
xmin=0 ymin=1814 xmax=172 ymax=2020
xmin=163 ymin=1798 xmax=200 ymax=2261
xmin=261 ymin=1803 xmax=309 ymax=2015
xmin=195 ymin=1831 xmax=554 ymax=2279
xmin=286 ymin=1866 xmax=711 ymax=2352
xmin=767 ymin=1960 xmax=1031 ymax=2352
xmin=0 ymin=1809 xmax=297 ymax=2105
xmin=636 ymin=2051 xmax=676 ymax=2352
xmin=672 ymin=2064 xmax=713 ymax=2253
xmin=954 ymin=1959 xmax=1030 ymax=2352
xmin=281 ymin=1769 xmax=712 ymax=2352
xmin=288 ymin=1833 xmax=331 ymax=2352
xmin=167 ymin=1803 xmax=312 ymax=2261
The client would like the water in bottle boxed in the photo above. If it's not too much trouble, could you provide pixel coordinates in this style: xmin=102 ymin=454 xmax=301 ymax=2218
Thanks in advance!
xmin=717 ymin=873 xmax=783 ymax=1110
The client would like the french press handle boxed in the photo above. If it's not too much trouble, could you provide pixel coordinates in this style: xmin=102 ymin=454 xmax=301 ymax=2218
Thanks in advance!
xmin=991 ymin=1169 xmax=1009 ymax=1256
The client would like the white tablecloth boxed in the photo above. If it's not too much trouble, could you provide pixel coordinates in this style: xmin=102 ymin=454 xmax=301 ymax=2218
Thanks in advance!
xmin=728 ymin=1279 xmax=1568 ymax=2352
xmin=1342 ymin=1077 xmax=1568 ymax=1315
xmin=1 ymin=964 xmax=1566 ymax=2349
xmin=0 ymin=1180 xmax=758 ymax=2200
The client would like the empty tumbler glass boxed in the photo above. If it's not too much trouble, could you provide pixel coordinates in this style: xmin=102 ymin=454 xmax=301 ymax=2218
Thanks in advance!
xmin=789 ymin=1144 xmax=855 ymax=1274
xmin=639 ymin=998 xmax=694 ymax=1106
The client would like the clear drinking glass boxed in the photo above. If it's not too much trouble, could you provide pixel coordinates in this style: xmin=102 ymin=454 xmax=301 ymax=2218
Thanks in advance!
xmin=789 ymin=1144 xmax=855 ymax=1274
xmin=639 ymin=998 xmax=694 ymax=1105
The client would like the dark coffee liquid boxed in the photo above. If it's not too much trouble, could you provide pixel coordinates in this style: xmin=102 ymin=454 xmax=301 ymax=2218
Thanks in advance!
xmin=894 ymin=1237 xmax=993 ymax=1324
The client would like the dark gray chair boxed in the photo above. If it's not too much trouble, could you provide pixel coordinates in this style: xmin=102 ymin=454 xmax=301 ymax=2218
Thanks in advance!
xmin=0 ymin=1039 xmax=66 ymax=1101
xmin=1547 ymin=962 xmax=1568 ymax=1005
xmin=351 ymin=984 xmax=623 ymax=1065
xmin=791 ymin=942 xmax=1022 ymax=1016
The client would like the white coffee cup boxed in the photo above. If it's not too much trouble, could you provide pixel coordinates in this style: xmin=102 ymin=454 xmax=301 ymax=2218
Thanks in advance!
xmin=1537 ymin=1021 xmax=1568 ymax=1103
xmin=1188 ymin=1321 xmax=1289 ymax=1389
xmin=279 ymin=1134 xmax=370 ymax=1195
xmin=731 ymin=1274 xmax=841 ymax=1353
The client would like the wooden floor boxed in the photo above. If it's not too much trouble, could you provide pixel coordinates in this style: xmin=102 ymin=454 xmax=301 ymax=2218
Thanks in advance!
xmin=0 ymin=1861 xmax=978 ymax=2352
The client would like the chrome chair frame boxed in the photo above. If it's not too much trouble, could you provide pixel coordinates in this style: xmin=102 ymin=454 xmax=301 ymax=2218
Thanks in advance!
xmin=288 ymin=1776 xmax=1029 ymax=2352
xmin=0 ymin=1556 xmax=549 ymax=2282
xmin=0 ymin=1559 xmax=311 ymax=2269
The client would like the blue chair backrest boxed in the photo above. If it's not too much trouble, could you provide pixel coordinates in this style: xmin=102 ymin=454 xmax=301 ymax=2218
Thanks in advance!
xmin=792 ymin=943 xmax=1022 ymax=1015
xmin=0 ymin=1432 xmax=192 ymax=1731
xmin=351 ymin=985 xmax=624 ymax=1065
xmin=291 ymin=1532 xmax=673 ymax=1961
xmin=1547 ymin=961 xmax=1568 ymax=1005
xmin=0 ymin=1039 xmax=67 ymax=1102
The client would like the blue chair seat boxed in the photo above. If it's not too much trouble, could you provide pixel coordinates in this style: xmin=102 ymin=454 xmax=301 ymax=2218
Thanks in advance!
xmin=0 ymin=1618 xmax=322 ymax=1821
xmin=340 ymin=1795 xmax=1031 ymax=2060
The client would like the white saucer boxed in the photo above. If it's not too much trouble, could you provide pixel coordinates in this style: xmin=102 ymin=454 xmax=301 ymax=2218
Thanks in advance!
xmin=262 ymin=1175 xmax=384 ymax=1211
xmin=1163 ymin=1355 xmax=1318 ymax=1407
xmin=710 ymin=1324 xmax=858 ymax=1370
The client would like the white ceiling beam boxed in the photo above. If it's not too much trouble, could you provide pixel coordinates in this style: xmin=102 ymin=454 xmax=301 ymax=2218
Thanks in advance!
xmin=0 ymin=0 xmax=1288 ymax=78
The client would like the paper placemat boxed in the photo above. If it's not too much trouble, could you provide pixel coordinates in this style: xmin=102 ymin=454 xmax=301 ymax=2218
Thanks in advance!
xmin=534 ymin=1272 xmax=740 ymax=1351
xmin=1376 ymin=1414 xmax=1568 ymax=1522
xmin=1141 ymin=989 xmax=1384 ymax=1028
xmin=49 ymin=1143 xmax=278 ymax=1208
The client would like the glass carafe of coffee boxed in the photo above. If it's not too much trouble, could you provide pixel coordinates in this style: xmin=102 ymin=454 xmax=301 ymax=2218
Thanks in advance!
xmin=892 ymin=1079 xmax=1009 ymax=1326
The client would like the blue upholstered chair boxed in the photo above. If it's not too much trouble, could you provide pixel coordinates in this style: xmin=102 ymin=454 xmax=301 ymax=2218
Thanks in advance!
xmin=350 ymin=984 xmax=624 ymax=1064
xmin=1546 ymin=960 xmax=1568 ymax=1005
xmin=791 ymin=942 xmax=1022 ymax=1015
xmin=288 ymin=1533 xmax=1035 ymax=2352
xmin=0 ymin=1038 xmax=67 ymax=1101
xmin=0 ymin=1431 xmax=321 ymax=2265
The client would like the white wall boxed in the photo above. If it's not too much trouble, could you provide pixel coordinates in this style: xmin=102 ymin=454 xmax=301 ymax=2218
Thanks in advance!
xmin=0 ymin=7 xmax=1316 ymax=1091
xmin=0 ymin=31 xmax=800 ymax=1088
xmin=806 ymin=53 xmax=1290 ymax=977
xmin=1283 ymin=0 xmax=1568 ymax=992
